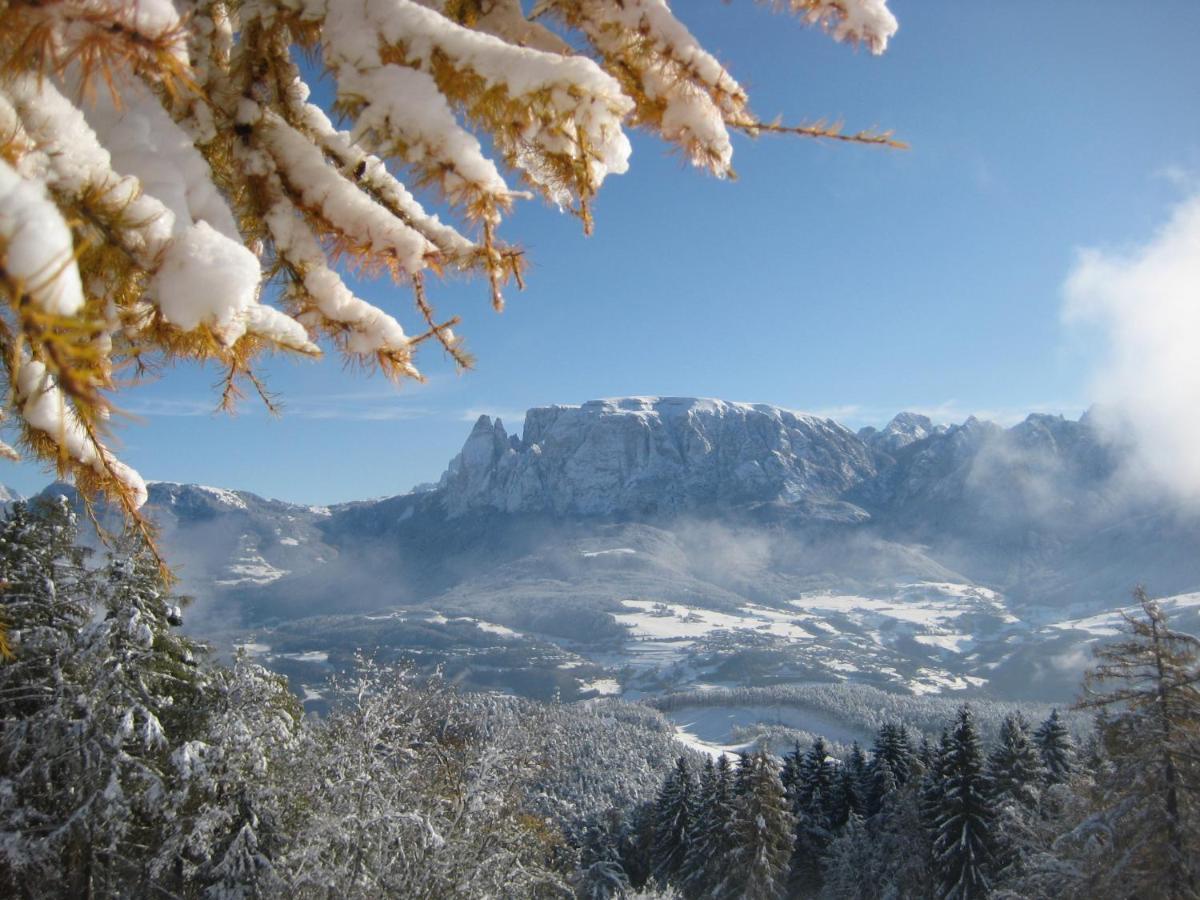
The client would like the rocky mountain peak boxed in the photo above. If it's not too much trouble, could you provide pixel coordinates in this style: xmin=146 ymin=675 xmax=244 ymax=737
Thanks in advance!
xmin=439 ymin=397 xmax=877 ymax=517
xmin=866 ymin=411 xmax=943 ymax=454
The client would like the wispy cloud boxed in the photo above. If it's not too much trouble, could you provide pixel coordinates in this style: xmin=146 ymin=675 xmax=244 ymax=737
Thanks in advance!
xmin=286 ymin=396 xmax=433 ymax=421
xmin=1154 ymin=164 xmax=1200 ymax=192
xmin=122 ymin=398 xmax=218 ymax=418
xmin=126 ymin=389 xmax=435 ymax=422
xmin=1063 ymin=189 xmax=1200 ymax=504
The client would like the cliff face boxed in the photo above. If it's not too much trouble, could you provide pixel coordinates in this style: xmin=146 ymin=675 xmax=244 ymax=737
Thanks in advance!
xmin=439 ymin=397 xmax=877 ymax=517
xmin=435 ymin=397 xmax=1125 ymax=529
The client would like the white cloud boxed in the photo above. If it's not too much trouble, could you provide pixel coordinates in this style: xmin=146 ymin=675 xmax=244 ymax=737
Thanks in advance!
xmin=1064 ymin=191 xmax=1200 ymax=504
xmin=1155 ymin=164 xmax=1200 ymax=191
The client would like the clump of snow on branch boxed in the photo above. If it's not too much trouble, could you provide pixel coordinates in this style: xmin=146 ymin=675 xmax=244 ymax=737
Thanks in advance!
xmin=0 ymin=160 xmax=84 ymax=317
xmin=0 ymin=0 xmax=896 ymax=525
xmin=785 ymin=0 xmax=899 ymax=54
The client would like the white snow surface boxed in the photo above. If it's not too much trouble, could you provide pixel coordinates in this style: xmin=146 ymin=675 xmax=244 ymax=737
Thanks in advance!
xmin=1048 ymin=591 xmax=1200 ymax=637
xmin=616 ymin=599 xmax=812 ymax=641
xmin=313 ymin=0 xmax=634 ymax=203
xmin=217 ymin=555 xmax=289 ymax=587
xmin=578 ymin=678 xmax=621 ymax=696
xmin=282 ymin=651 xmax=330 ymax=663
xmin=194 ymin=485 xmax=250 ymax=510
xmin=12 ymin=357 xmax=147 ymax=507
xmin=0 ymin=159 xmax=84 ymax=316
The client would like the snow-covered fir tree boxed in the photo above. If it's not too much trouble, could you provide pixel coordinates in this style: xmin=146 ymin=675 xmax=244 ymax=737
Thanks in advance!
xmin=987 ymin=713 xmax=1044 ymax=811
xmin=651 ymin=756 xmax=697 ymax=889
xmin=867 ymin=753 xmax=900 ymax=822
xmin=821 ymin=813 xmax=877 ymax=900
xmin=872 ymin=723 xmax=915 ymax=789
xmin=1033 ymin=709 xmax=1076 ymax=788
xmin=0 ymin=496 xmax=93 ymax=692
xmin=718 ymin=750 xmax=794 ymax=900
xmin=0 ymin=501 xmax=211 ymax=895
xmin=0 ymin=498 xmax=98 ymax=894
xmin=984 ymin=714 xmax=1045 ymax=886
xmin=0 ymin=0 xmax=900 ymax=542
xmin=931 ymin=707 xmax=996 ymax=900
xmin=155 ymin=657 xmax=303 ymax=896
xmin=678 ymin=752 xmax=736 ymax=899
xmin=842 ymin=742 xmax=870 ymax=821
xmin=578 ymin=821 xmax=635 ymax=900
xmin=789 ymin=736 xmax=838 ymax=895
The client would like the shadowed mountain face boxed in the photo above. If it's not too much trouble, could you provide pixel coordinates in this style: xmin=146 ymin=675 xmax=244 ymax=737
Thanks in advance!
xmin=41 ymin=397 xmax=1200 ymax=702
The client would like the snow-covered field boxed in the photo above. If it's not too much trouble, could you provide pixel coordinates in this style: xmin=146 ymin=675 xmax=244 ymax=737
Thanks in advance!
xmin=616 ymin=599 xmax=813 ymax=640
xmin=1046 ymin=591 xmax=1200 ymax=637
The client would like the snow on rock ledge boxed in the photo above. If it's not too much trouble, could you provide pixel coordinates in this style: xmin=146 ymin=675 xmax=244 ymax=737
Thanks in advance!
xmin=438 ymin=397 xmax=876 ymax=517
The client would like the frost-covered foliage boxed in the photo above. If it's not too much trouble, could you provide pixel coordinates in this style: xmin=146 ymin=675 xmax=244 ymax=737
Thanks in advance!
xmin=0 ymin=0 xmax=898 ymax=527
xmin=0 ymin=499 xmax=215 ymax=896
xmin=1071 ymin=588 xmax=1200 ymax=898
xmin=518 ymin=697 xmax=687 ymax=841
xmin=0 ymin=500 xmax=688 ymax=897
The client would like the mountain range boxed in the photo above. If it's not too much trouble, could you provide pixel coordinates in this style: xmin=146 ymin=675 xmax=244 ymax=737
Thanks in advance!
xmin=21 ymin=396 xmax=1200 ymax=704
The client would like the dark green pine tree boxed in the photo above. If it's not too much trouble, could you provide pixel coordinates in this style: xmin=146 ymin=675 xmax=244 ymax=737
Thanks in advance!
xmin=617 ymin=799 xmax=656 ymax=891
xmin=931 ymin=707 xmax=996 ymax=900
xmin=735 ymin=751 xmax=753 ymax=795
xmin=682 ymin=754 xmax=736 ymax=899
xmin=830 ymin=760 xmax=864 ymax=831
xmin=652 ymin=756 xmax=697 ymax=888
xmin=872 ymin=723 xmax=915 ymax=787
xmin=789 ymin=738 xmax=837 ymax=895
xmin=846 ymin=741 xmax=870 ymax=798
xmin=917 ymin=734 xmax=938 ymax=776
xmin=795 ymin=737 xmax=837 ymax=808
xmin=679 ymin=756 xmax=717 ymax=899
xmin=1032 ymin=708 xmax=1075 ymax=786
xmin=781 ymin=742 xmax=804 ymax=796
xmin=985 ymin=713 xmax=1045 ymax=884
xmin=986 ymin=713 xmax=1043 ymax=810
xmin=718 ymin=751 xmax=794 ymax=900
xmin=577 ymin=822 xmax=633 ymax=900
xmin=867 ymin=751 xmax=900 ymax=819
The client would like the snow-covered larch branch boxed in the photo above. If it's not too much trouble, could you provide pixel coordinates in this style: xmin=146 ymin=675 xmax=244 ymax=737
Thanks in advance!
xmin=0 ymin=0 xmax=897 ymax=530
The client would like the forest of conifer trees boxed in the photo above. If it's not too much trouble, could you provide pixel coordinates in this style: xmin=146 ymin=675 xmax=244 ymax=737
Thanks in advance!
xmin=1 ymin=498 xmax=1197 ymax=898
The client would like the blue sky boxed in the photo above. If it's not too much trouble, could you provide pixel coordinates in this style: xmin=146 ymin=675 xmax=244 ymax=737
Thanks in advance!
xmin=8 ymin=1 xmax=1200 ymax=504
